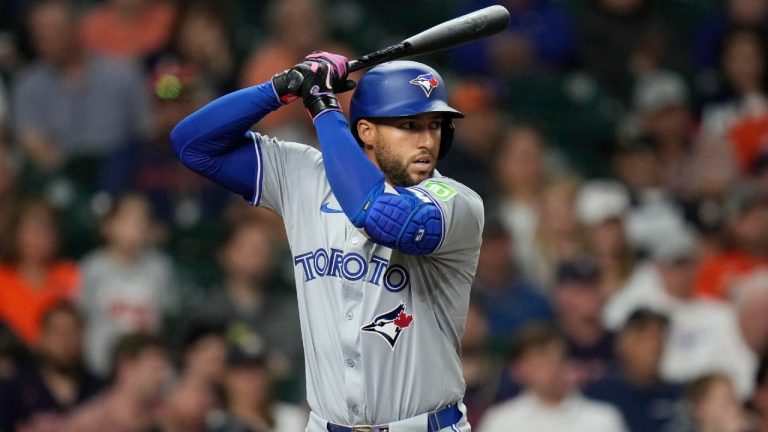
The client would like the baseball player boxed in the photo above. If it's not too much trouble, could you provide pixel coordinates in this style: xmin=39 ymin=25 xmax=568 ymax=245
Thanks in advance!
xmin=170 ymin=52 xmax=484 ymax=431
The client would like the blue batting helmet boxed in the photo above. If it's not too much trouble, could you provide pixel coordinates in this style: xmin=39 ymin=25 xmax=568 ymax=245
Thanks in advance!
xmin=349 ymin=61 xmax=464 ymax=160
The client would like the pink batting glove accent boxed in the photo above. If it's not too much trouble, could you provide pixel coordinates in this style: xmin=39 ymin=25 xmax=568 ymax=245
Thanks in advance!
xmin=306 ymin=51 xmax=348 ymax=77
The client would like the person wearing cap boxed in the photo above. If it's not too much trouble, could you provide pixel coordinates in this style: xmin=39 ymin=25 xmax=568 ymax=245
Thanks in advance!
xmin=603 ymin=226 xmax=757 ymax=399
xmin=576 ymin=180 xmax=635 ymax=297
xmin=632 ymin=70 xmax=695 ymax=198
xmin=477 ymin=323 xmax=627 ymax=432
xmin=694 ymin=181 xmax=768 ymax=300
xmin=552 ymin=256 xmax=615 ymax=388
xmin=585 ymin=308 xmax=686 ymax=432
xmin=209 ymin=333 xmax=307 ymax=432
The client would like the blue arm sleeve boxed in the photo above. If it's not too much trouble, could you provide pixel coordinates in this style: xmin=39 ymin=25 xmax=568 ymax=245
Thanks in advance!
xmin=170 ymin=82 xmax=282 ymax=202
xmin=314 ymin=112 xmax=444 ymax=255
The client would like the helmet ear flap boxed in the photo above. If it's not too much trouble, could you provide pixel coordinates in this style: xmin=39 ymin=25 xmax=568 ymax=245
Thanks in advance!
xmin=439 ymin=120 xmax=454 ymax=160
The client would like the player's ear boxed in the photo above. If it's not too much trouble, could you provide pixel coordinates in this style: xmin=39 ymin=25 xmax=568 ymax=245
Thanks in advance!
xmin=356 ymin=119 xmax=377 ymax=151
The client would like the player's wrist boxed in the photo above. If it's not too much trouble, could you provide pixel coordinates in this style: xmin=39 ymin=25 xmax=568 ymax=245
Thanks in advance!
xmin=271 ymin=69 xmax=303 ymax=105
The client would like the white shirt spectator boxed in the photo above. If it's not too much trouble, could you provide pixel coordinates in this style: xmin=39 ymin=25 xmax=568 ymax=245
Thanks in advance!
xmin=603 ymin=262 xmax=757 ymax=399
xmin=478 ymin=392 xmax=627 ymax=432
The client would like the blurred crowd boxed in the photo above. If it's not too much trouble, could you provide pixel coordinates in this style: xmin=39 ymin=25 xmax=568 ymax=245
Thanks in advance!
xmin=1 ymin=0 xmax=768 ymax=431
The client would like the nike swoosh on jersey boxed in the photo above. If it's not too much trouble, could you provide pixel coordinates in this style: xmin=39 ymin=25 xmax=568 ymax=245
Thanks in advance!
xmin=320 ymin=202 xmax=344 ymax=213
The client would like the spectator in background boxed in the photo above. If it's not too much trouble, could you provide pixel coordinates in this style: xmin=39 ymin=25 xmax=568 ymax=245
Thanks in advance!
xmin=632 ymin=71 xmax=696 ymax=199
xmin=699 ymin=27 xmax=768 ymax=176
xmin=0 ymin=303 xmax=103 ymax=432
xmin=695 ymin=182 xmax=768 ymax=300
xmin=79 ymin=193 xmax=176 ymax=377
xmin=451 ymin=0 xmax=575 ymax=76
xmin=576 ymin=0 xmax=686 ymax=103
xmin=461 ymin=300 xmax=504 ymax=426
xmin=160 ymin=377 xmax=215 ymax=432
xmin=576 ymin=180 xmax=635 ymax=297
xmin=753 ymin=355 xmax=768 ymax=430
xmin=532 ymin=177 xmax=584 ymax=287
xmin=64 ymin=332 xmax=171 ymax=432
xmin=478 ymin=324 xmax=627 ymax=432
xmin=694 ymin=0 xmax=768 ymax=70
xmin=732 ymin=279 xmax=768 ymax=357
xmin=151 ymin=0 xmax=237 ymax=97
xmin=180 ymin=218 xmax=303 ymax=402
xmin=0 ymin=144 xmax=19 ymax=238
xmin=552 ymin=256 xmax=615 ymax=388
xmin=494 ymin=124 xmax=552 ymax=281
xmin=79 ymin=0 xmax=177 ymax=61
xmin=132 ymin=61 xmax=228 ymax=230
xmin=12 ymin=0 xmax=151 ymax=175
xmin=471 ymin=217 xmax=552 ymax=346
xmin=239 ymin=0 xmax=357 ymax=144
xmin=177 ymin=322 xmax=227 ymax=392
xmin=585 ymin=308 xmax=685 ymax=432
xmin=439 ymin=79 xmax=504 ymax=200
xmin=604 ymin=227 xmax=757 ymax=399
xmin=687 ymin=373 xmax=755 ymax=432
xmin=209 ymin=333 xmax=307 ymax=432
xmin=0 ymin=198 xmax=79 ymax=346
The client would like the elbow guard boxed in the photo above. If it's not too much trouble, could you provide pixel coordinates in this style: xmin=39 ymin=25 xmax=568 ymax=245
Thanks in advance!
xmin=363 ymin=190 xmax=444 ymax=256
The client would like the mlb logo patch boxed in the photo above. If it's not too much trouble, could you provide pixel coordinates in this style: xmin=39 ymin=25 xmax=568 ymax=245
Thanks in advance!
xmin=409 ymin=74 xmax=440 ymax=97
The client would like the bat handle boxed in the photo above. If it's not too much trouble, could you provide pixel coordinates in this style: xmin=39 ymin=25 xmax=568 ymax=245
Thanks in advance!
xmin=347 ymin=42 xmax=411 ymax=73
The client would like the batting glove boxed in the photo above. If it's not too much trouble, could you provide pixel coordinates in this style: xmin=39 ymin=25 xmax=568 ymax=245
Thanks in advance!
xmin=271 ymin=51 xmax=355 ymax=109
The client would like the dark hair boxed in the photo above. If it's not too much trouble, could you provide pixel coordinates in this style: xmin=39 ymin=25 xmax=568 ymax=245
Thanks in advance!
xmin=716 ymin=25 xmax=768 ymax=98
xmin=110 ymin=332 xmax=166 ymax=379
xmin=508 ymin=322 xmax=564 ymax=361
xmin=2 ymin=197 xmax=58 ymax=263
xmin=40 ymin=301 xmax=83 ymax=332
xmin=686 ymin=372 xmax=732 ymax=405
xmin=621 ymin=307 xmax=669 ymax=332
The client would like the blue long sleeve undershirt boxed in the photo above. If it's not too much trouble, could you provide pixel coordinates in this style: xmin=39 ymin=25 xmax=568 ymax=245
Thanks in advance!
xmin=170 ymin=83 xmax=281 ymax=202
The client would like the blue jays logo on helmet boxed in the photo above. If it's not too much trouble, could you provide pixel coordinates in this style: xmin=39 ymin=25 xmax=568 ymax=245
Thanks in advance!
xmin=409 ymin=73 xmax=440 ymax=97
xmin=361 ymin=302 xmax=414 ymax=349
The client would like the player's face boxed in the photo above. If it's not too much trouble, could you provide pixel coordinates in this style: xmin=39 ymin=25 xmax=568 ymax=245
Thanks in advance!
xmin=364 ymin=113 xmax=443 ymax=187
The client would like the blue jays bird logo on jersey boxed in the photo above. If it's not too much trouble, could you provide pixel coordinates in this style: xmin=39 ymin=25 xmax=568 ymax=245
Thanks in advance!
xmin=361 ymin=302 xmax=414 ymax=349
xmin=409 ymin=74 xmax=440 ymax=97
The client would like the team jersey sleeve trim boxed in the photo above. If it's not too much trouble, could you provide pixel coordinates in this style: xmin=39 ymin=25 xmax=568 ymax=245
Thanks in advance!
xmin=249 ymin=131 xmax=265 ymax=206
xmin=410 ymin=185 xmax=446 ymax=251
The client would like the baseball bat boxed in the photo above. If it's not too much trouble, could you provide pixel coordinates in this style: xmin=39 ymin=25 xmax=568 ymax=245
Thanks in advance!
xmin=346 ymin=5 xmax=510 ymax=73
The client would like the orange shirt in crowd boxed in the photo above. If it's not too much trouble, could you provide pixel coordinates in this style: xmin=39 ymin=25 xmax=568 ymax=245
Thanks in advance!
xmin=693 ymin=250 xmax=768 ymax=300
xmin=0 ymin=262 xmax=80 ymax=346
xmin=79 ymin=2 xmax=177 ymax=59
xmin=728 ymin=114 xmax=768 ymax=174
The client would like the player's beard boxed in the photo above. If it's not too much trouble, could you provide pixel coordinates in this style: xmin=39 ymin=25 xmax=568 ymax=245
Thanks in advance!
xmin=374 ymin=139 xmax=433 ymax=187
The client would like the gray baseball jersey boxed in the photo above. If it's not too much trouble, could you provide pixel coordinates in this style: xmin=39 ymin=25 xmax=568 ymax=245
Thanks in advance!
xmin=249 ymin=131 xmax=484 ymax=429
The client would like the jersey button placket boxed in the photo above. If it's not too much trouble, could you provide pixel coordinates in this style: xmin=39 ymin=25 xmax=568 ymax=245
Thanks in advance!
xmin=341 ymin=224 xmax=367 ymax=424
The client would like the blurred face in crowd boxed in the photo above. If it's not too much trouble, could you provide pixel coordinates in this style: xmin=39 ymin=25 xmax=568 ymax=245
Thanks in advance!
xmin=104 ymin=196 xmax=153 ymax=255
xmin=358 ymin=113 xmax=443 ymax=187
xmin=29 ymin=1 xmax=79 ymax=66
xmin=177 ymin=7 xmax=228 ymax=66
xmin=495 ymin=127 xmax=546 ymax=195
xmin=643 ymin=104 xmax=691 ymax=143
xmin=728 ymin=0 xmax=768 ymax=26
xmin=736 ymin=286 xmax=768 ymax=353
xmin=225 ymin=362 xmax=272 ymax=408
xmin=693 ymin=376 xmax=748 ymax=432
xmin=555 ymin=279 xmax=604 ymax=323
xmin=184 ymin=334 xmax=227 ymax=386
xmin=617 ymin=318 xmax=666 ymax=382
xmin=613 ymin=148 xmax=661 ymax=191
xmin=39 ymin=307 xmax=83 ymax=372
xmin=730 ymin=203 xmax=768 ymax=253
xmin=15 ymin=201 xmax=58 ymax=265
xmin=587 ymin=218 xmax=626 ymax=257
xmin=515 ymin=340 xmax=569 ymax=402
xmin=273 ymin=0 xmax=323 ymax=51
xmin=221 ymin=222 xmax=273 ymax=282
xmin=119 ymin=346 xmax=172 ymax=402
xmin=722 ymin=30 xmax=765 ymax=95
xmin=163 ymin=378 xmax=215 ymax=432
xmin=657 ymin=257 xmax=698 ymax=299
xmin=476 ymin=230 xmax=513 ymax=287
xmin=540 ymin=181 xmax=580 ymax=237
